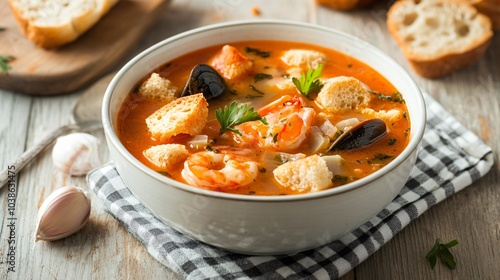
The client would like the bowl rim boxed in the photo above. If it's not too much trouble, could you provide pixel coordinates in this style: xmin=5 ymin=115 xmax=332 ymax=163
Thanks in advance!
xmin=103 ymin=19 xmax=426 ymax=202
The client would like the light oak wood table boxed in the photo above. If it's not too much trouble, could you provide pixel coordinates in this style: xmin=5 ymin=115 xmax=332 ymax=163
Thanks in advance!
xmin=1 ymin=0 xmax=499 ymax=279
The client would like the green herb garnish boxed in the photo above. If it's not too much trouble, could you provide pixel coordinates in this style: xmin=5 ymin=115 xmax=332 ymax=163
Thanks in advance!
xmin=367 ymin=153 xmax=394 ymax=164
xmin=216 ymin=101 xmax=267 ymax=135
xmin=245 ymin=94 xmax=263 ymax=99
xmin=157 ymin=171 xmax=171 ymax=177
xmin=292 ymin=64 xmax=324 ymax=96
xmin=0 ymin=27 xmax=6 ymax=32
xmin=245 ymin=47 xmax=270 ymax=58
xmin=388 ymin=138 xmax=396 ymax=145
xmin=272 ymin=133 xmax=278 ymax=143
xmin=0 ymin=55 xmax=14 ymax=75
xmin=371 ymin=91 xmax=405 ymax=103
xmin=333 ymin=175 xmax=349 ymax=185
xmin=426 ymin=238 xmax=459 ymax=270
xmin=254 ymin=73 xmax=273 ymax=83
xmin=249 ymin=84 xmax=266 ymax=95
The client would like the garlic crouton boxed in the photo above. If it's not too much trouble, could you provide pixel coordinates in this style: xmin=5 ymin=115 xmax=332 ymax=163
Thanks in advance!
xmin=281 ymin=49 xmax=326 ymax=69
xmin=143 ymin=144 xmax=189 ymax=171
xmin=273 ymin=155 xmax=333 ymax=192
xmin=316 ymin=76 xmax=371 ymax=113
xmin=361 ymin=108 xmax=403 ymax=122
xmin=146 ymin=93 xmax=208 ymax=142
xmin=138 ymin=73 xmax=178 ymax=102
xmin=211 ymin=45 xmax=253 ymax=79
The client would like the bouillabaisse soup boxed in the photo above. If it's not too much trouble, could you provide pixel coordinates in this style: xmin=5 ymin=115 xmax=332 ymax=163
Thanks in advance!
xmin=117 ymin=40 xmax=410 ymax=195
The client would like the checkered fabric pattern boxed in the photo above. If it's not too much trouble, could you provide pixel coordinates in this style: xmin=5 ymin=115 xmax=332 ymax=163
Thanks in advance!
xmin=87 ymin=93 xmax=493 ymax=279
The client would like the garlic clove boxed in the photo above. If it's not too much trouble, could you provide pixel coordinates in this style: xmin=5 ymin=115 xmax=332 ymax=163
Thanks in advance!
xmin=35 ymin=186 xmax=91 ymax=242
xmin=52 ymin=132 xmax=101 ymax=176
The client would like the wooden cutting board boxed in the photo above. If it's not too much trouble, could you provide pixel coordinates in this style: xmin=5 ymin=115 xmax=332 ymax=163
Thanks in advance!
xmin=0 ymin=0 xmax=170 ymax=95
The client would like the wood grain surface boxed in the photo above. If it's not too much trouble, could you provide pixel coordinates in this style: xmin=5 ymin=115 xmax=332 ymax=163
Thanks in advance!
xmin=0 ymin=0 xmax=170 ymax=95
xmin=0 ymin=0 xmax=499 ymax=279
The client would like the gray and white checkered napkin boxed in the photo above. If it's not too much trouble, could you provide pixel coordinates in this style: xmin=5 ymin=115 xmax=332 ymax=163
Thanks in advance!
xmin=87 ymin=93 xmax=493 ymax=279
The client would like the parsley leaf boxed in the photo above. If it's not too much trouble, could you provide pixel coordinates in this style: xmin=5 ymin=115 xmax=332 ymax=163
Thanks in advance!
xmin=0 ymin=55 xmax=14 ymax=75
xmin=216 ymin=101 xmax=267 ymax=135
xmin=292 ymin=64 xmax=324 ymax=96
xmin=425 ymin=238 xmax=459 ymax=270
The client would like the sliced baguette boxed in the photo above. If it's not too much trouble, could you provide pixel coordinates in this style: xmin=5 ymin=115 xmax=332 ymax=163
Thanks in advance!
xmin=8 ymin=0 xmax=119 ymax=48
xmin=387 ymin=0 xmax=493 ymax=78
xmin=471 ymin=0 xmax=500 ymax=30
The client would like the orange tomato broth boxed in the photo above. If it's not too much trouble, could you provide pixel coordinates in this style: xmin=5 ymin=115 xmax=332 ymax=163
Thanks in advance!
xmin=117 ymin=40 xmax=410 ymax=195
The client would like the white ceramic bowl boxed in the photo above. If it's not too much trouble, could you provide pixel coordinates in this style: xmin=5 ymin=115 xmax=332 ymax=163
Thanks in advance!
xmin=102 ymin=20 xmax=426 ymax=255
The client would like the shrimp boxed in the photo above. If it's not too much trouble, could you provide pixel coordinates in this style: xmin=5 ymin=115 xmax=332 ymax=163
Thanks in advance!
xmin=181 ymin=147 xmax=259 ymax=190
xmin=237 ymin=95 xmax=315 ymax=151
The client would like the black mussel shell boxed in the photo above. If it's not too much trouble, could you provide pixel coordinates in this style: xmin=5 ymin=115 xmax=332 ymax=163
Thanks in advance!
xmin=328 ymin=118 xmax=387 ymax=151
xmin=180 ymin=64 xmax=226 ymax=100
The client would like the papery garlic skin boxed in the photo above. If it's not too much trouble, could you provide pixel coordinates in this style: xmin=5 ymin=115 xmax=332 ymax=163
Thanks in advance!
xmin=52 ymin=133 xmax=101 ymax=176
xmin=35 ymin=186 xmax=91 ymax=242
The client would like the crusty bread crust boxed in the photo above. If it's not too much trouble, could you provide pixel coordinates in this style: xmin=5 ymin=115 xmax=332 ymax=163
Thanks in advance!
xmin=387 ymin=0 xmax=493 ymax=78
xmin=472 ymin=0 xmax=500 ymax=30
xmin=7 ymin=0 xmax=119 ymax=48
xmin=146 ymin=93 xmax=209 ymax=143
xmin=406 ymin=39 xmax=492 ymax=78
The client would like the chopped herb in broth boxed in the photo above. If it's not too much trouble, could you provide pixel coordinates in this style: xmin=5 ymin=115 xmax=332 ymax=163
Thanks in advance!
xmin=254 ymin=73 xmax=273 ymax=83
xmin=245 ymin=46 xmax=271 ymax=58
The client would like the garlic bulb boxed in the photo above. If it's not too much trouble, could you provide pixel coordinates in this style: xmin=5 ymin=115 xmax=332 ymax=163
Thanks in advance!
xmin=52 ymin=132 xmax=101 ymax=176
xmin=35 ymin=186 xmax=91 ymax=242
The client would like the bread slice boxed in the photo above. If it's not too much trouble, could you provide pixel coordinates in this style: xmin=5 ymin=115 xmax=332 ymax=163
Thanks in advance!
xmin=143 ymin=144 xmax=189 ymax=172
xmin=8 ymin=0 xmax=119 ymax=48
xmin=387 ymin=0 xmax=493 ymax=78
xmin=316 ymin=0 xmax=376 ymax=10
xmin=471 ymin=0 xmax=500 ymax=30
xmin=316 ymin=76 xmax=371 ymax=112
xmin=281 ymin=49 xmax=326 ymax=69
xmin=211 ymin=45 xmax=253 ymax=80
xmin=273 ymin=155 xmax=333 ymax=193
xmin=138 ymin=73 xmax=178 ymax=102
xmin=146 ymin=93 xmax=209 ymax=143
